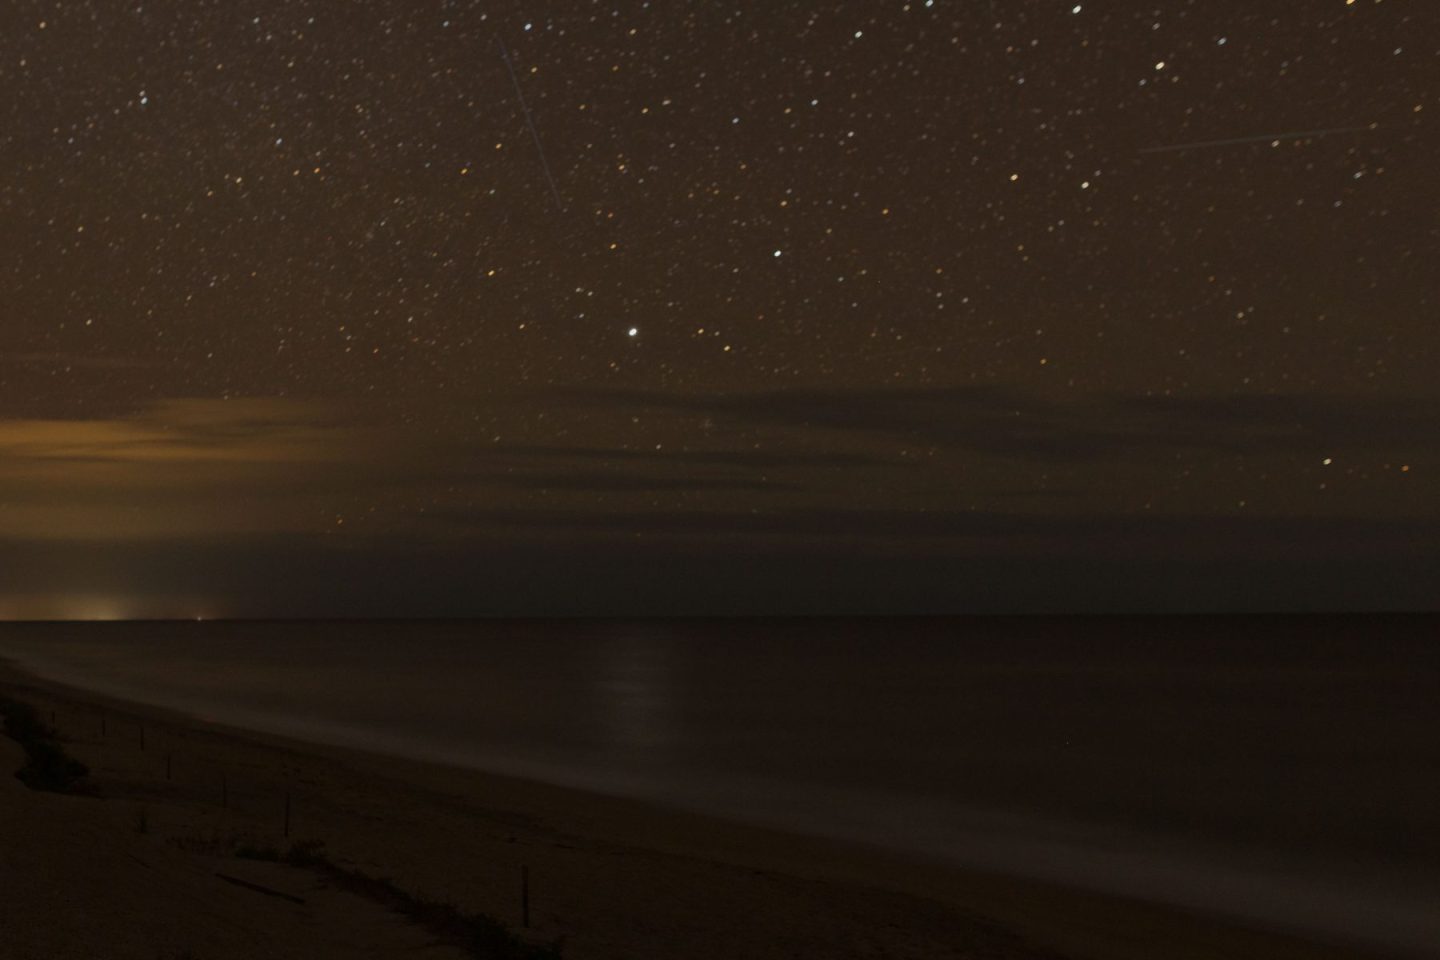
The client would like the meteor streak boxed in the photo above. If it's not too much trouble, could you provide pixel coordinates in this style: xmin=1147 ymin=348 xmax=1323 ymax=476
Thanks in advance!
xmin=497 ymin=35 xmax=565 ymax=213
xmin=1139 ymin=125 xmax=1374 ymax=154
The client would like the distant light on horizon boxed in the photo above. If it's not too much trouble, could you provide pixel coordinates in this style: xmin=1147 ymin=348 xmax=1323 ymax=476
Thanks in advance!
xmin=0 ymin=595 xmax=223 ymax=622
xmin=62 ymin=597 xmax=133 ymax=621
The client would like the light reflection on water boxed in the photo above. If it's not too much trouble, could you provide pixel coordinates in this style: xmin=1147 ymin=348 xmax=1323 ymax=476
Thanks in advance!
xmin=596 ymin=630 xmax=679 ymax=766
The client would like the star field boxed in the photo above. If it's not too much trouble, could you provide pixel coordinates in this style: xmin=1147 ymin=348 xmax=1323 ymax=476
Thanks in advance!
xmin=0 ymin=0 xmax=1436 ymax=616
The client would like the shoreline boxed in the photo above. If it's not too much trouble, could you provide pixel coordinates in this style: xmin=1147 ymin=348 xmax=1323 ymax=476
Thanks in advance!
xmin=0 ymin=658 xmax=1413 ymax=960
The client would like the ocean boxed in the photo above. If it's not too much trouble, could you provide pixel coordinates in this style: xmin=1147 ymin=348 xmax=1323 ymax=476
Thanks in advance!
xmin=2 ymin=614 xmax=1436 ymax=955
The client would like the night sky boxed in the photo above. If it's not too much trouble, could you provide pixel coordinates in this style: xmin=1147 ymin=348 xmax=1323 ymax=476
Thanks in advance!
xmin=1 ymin=1 xmax=1435 ymax=618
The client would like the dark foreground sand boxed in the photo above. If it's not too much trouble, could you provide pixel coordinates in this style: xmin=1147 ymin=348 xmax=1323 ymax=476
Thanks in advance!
xmin=0 ymin=662 xmax=1401 ymax=960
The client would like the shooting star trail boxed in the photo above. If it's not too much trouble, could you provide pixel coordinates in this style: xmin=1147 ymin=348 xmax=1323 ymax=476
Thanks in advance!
xmin=1139 ymin=125 xmax=1374 ymax=154
xmin=497 ymin=36 xmax=565 ymax=213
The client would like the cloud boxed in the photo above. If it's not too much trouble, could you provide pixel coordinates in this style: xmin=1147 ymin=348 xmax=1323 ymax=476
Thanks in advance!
xmin=1 ymin=386 xmax=1432 ymax=561
xmin=0 ymin=397 xmax=365 ymax=465
xmin=551 ymin=386 xmax=1440 ymax=464
xmin=469 ymin=471 xmax=794 ymax=493
xmin=0 ymin=396 xmax=816 ymax=542
xmin=0 ymin=398 xmax=378 ymax=540
xmin=417 ymin=505 xmax=1438 ymax=558
xmin=487 ymin=442 xmax=897 ymax=470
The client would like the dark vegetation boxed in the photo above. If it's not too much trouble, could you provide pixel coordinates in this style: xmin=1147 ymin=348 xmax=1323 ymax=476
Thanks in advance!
xmin=0 ymin=696 xmax=93 ymax=793
xmin=277 ymin=840 xmax=562 ymax=959
xmin=233 ymin=841 xmax=281 ymax=862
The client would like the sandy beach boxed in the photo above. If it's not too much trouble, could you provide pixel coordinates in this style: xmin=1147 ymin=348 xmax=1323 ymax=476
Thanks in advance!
xmin=0 ymin=660 xmax=1406 ymax=960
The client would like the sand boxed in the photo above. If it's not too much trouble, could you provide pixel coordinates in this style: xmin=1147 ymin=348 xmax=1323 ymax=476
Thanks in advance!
xmin=0 ymin=661 xmax=1402 ymax=960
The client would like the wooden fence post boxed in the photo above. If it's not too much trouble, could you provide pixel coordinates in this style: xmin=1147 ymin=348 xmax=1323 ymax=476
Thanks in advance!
xmin=521 ymin=864 xmax=530 ymax=928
